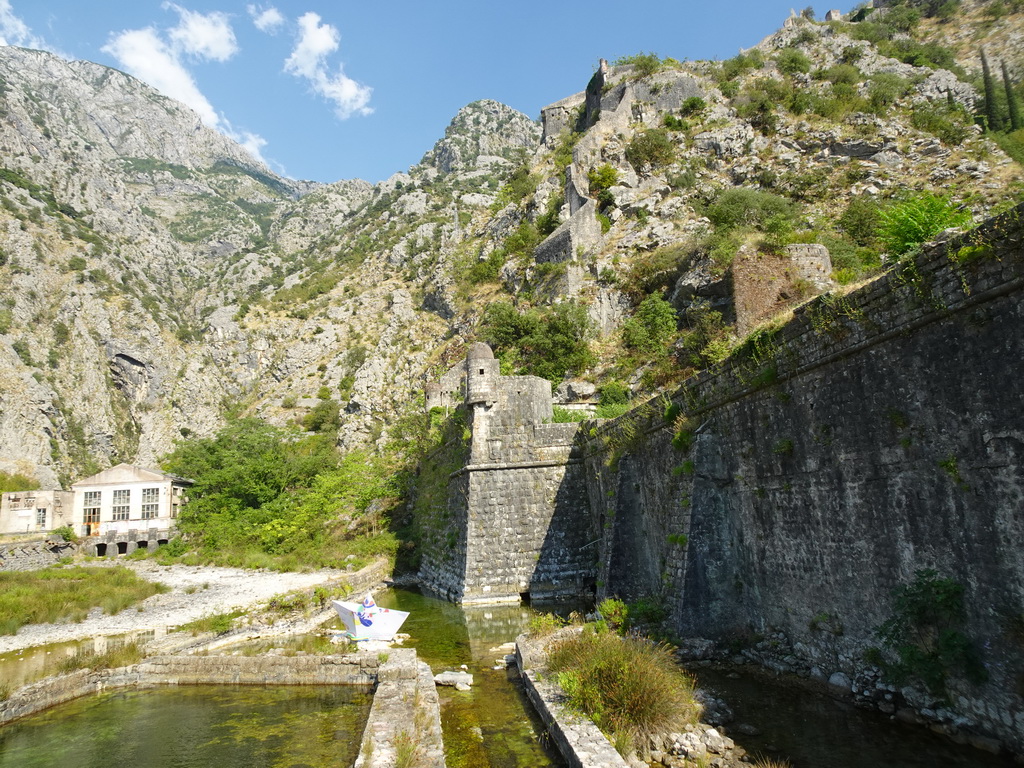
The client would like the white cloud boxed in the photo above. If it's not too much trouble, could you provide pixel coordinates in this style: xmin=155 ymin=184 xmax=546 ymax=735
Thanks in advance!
xmin=101 ymin=18 xmax=270 ymax=168
xmin=0 ymin=0 xmax=54 ymax=51
xmin=284 ymin=11 xmax=372 ymax=120
xmin=164 ymin=3 xmax=238 ymax=62
xmin=102 ymin=27 xmax=222 ymax=127
xmin=247 ymin=4 xmax=284 ymax=34
xmin=232 ymin=128 xmax=268 ymax=165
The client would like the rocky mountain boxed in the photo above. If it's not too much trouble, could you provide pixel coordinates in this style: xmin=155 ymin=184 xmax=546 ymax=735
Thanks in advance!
xmin=0 ymin=0 xmax=1021 ymax=488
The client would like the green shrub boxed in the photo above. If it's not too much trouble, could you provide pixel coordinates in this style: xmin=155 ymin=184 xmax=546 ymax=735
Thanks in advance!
xmin=481 ymin=301 xmax=595 ymax=383
xmin=0 ymin=470 xmax=35 ymax=493
xmin=707 ymin=188 xmax=797 ymax=231
xmin=588 ymin=164 xmax=620 ymax=209
xmin=625 ymin=129 xmax=676 ymax=170
xmin=868 ymin=73 xmax=912 ymax=113
xmin=52 ymin=525 xmax=77 ymax=543
xmin=821 ymin=64 xmax=862 ymax=85
xmin=622 ymin=294 xmax=678 ymax=354
xmin=878 ymin=193 xmax=972 ymax=256
xmin=775 ymin=48 xmax=812 ymax=75
xmin=911 ymin=103 xmax=972 ymax=145
xmin=302 ymin=398 xmax=341 ymax=433
xmin=548 ymin=629 xmax=702 ymax=756
xmin=528 ymin=612 xmax=567 ymax=636
xmin=598 ymin=380 xmax=630 ymax=406
xmin=872 ymin=569 xmax=987 ymax=699
xmin=552 ymin=406 xmax=588 ymax=423
xmin=838 ymin=196 xmax=881 ymax=246
xmin=679 ymin=97 xmax=707 ymax=117
xmin=719 ymin=50 xmax=764 ymax=82
xmin=613 ymin=52 xmax=664 ymax=78
xmin=596 ymin=403 xmax=631 ymax=419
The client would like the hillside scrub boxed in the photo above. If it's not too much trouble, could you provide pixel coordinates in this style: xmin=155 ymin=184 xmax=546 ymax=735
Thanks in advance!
xmin=878 ymin=192 xmax=973 ymax=255
xmin=0 ymin=567 xmax=168 ymax=635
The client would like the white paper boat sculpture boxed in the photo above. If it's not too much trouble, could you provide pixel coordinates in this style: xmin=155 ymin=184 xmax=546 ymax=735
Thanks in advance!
xmin=332 ymin=594 xmax=409 ymax=641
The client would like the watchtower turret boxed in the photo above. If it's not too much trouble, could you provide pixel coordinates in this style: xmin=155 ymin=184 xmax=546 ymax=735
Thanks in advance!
xmin=465 ymin=343 xmax=499 ymax=406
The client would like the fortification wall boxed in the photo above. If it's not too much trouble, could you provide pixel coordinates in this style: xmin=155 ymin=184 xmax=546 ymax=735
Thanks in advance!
xmin=586 ymin=203 xmax=1024 ymax=751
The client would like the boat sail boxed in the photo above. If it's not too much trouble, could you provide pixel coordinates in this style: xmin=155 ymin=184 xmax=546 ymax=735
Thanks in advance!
xmin=332 ymin=594 xmax=409 ymax=641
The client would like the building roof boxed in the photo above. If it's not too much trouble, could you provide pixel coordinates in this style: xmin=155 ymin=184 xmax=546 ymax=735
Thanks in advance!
xmin=71 ymin=463 xmax=193 ymax=488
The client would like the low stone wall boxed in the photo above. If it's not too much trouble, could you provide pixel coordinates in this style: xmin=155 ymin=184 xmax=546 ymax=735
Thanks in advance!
xmin=355 ymin=648 xmax=446 ymax=768
xmin=515 ymin=632 xmax=629 ymax=768
xmin=0 ymin=538 xmax=76 ymax=571
xmin=0 ymin=652 xmax=381 ymax=726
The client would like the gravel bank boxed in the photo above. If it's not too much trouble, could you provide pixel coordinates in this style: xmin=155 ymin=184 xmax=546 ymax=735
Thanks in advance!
xmin=0 ymin=561 xmax=351 ymax=654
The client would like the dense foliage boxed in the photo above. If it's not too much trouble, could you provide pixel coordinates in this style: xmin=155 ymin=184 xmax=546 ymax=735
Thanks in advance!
xmin=870 ymin=569 xmax=987 ymax=698
xmin=481 ymin=301 xmax=595 ymax=382
xmin=0 ymin=470 xmax=35 ymax=493
xmin=161 ymin=418 xmax=402 ymax=569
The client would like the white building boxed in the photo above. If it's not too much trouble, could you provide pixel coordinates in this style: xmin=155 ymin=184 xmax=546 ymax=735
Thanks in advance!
xmin=70 ymin=464 xmax=192 ymax=538
xmin=0 ymin=489 xmax=74 ymax=535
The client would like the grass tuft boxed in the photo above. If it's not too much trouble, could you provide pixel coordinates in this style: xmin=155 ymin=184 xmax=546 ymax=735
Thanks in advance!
xmin=0 ymin=567 xmax=167 ymax=635
xmin=56 ymin=641 xmax=145 ymax=674
xmin=547 ymin=629 xmax=702 ymax=756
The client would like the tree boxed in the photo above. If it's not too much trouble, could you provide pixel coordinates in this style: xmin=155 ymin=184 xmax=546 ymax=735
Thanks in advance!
xmin=1002 ymin=60 xmax=1022 ymax=131
xmin=980 ymin=49 xmax=1003 ymax=131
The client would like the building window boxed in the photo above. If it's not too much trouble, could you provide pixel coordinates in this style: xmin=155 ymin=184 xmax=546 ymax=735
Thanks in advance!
xmin=141 ymin=487 xmax=159 ymax=520
xmin=83 ymin=491 xmax=101 ymax=524
xmin=112 ymin=489 xmax=130 ymax=521
xmin=36 ymin=508 xmax=47 ymax=528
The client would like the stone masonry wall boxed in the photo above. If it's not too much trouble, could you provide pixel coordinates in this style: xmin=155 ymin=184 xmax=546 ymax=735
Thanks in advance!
xmin=0 ymin=538 xmax=76 ymax=571
xmin=0 ymin=653 xmax=381 ymax=727
xmin=586 ymin=203 xmax=1024 ymax=752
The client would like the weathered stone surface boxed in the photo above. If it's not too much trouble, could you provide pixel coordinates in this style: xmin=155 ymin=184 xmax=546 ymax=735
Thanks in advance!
xmin=433 ymin=670 xmax=474 ymax=687
xmin=588 ymin=203 xmax=1024 ymax=753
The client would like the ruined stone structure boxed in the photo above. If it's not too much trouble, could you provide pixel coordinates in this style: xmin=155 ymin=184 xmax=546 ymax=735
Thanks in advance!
xmin=418 ymin=343 xmax=595 ymax=604
xmin=418 ymin=203 xmax=1024 ymax=752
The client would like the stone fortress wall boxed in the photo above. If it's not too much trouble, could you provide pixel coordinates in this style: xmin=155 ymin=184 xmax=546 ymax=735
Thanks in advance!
xmin=420 ymin=202 xmax=1024 ymax=751
xmin=418 ymin=343 xmax=596 ymax=604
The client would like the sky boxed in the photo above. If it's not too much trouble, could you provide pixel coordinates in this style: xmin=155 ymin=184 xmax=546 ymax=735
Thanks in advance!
xmin=2 ymin=1 xmax=858 ymax=185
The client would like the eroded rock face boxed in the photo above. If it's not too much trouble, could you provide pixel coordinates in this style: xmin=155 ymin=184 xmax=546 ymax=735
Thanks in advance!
xmin=0 ymin=48 xmax=541 ymax=485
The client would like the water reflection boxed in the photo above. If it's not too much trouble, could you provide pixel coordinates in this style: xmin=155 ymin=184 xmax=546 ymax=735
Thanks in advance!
xmin=0 ymin=629 xmax=162 ymax=689
xmin=373 ymin=588 xmax=568 ymax=768
xmin=692 ymin=667 xmax=1018 ymax=768
xmin=0 ymin=685 xmax=370 ymax=768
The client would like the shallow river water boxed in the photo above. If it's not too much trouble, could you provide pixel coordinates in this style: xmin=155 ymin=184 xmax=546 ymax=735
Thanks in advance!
xmin=1 ymin=586 xmax=1020 ymax=768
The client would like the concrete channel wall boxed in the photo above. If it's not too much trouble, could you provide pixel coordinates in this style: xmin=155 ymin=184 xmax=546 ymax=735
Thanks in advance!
xmin=516 ymin=632 xmax=629 ymax=768
xmin=0 ymin=650 xmax=445 ymax=768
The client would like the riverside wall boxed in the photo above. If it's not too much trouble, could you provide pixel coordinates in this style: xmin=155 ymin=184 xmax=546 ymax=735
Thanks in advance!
xmin=0 ymin=653 xmax=381 ymax=726
xmin=587 ymin=203 xmax=1024 ymax=751
xmin=0 ymin=649 xmax=444 ymax=767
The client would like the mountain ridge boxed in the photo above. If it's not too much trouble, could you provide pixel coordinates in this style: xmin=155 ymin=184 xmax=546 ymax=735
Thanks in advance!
xmin=0 ymin=0 xmax=1021 ymax=488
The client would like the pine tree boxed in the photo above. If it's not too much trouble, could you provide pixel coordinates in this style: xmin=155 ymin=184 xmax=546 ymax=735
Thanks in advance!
xmin=980 ymin=49 xmax=1002 ymax=131
xmin=1002 ymin=60 xmax=1022 ymax=132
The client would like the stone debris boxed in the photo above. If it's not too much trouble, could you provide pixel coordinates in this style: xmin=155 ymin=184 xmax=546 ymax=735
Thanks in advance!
xmin=433 ymin=670 xmax=474 ymax=688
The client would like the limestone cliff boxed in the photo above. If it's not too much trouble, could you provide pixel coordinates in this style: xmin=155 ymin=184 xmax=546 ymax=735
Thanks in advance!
xmin=0 ymin=1 xmax=1021 ymax=489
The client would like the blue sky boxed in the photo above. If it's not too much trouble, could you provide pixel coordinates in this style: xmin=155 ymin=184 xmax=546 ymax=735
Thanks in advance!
xmin=2 ymin=1 xmax=857 ymax=184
